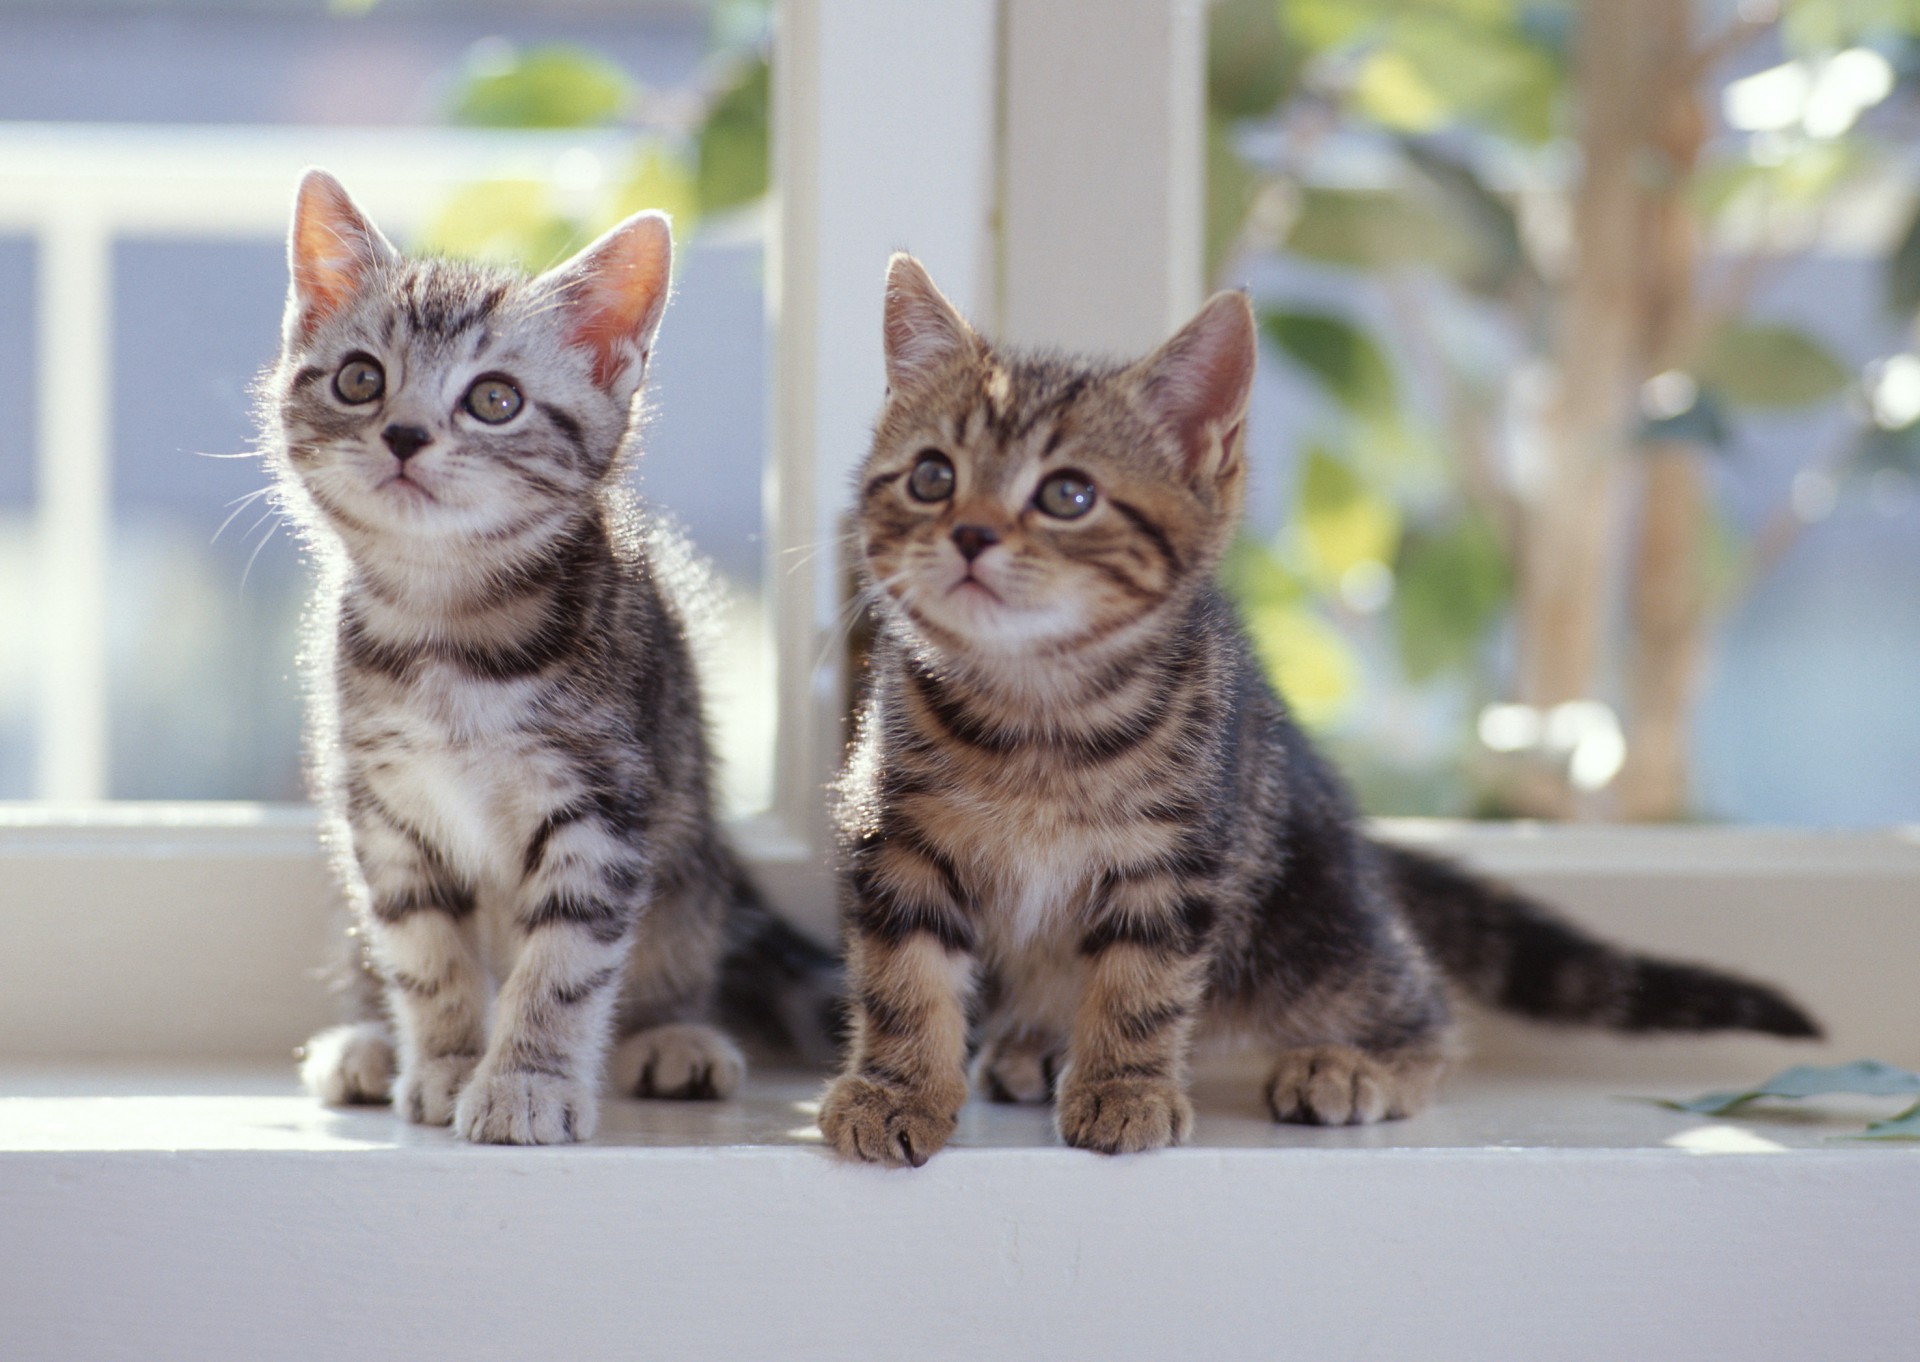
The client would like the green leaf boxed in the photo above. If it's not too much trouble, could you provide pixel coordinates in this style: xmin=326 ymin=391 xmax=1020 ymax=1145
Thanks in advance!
xmin=1261 ymin=310 xmax=1398 ymax=419
xmin=1397 ymin=139 xmax=1531 ymax=296
xmin=1852 ymin=419 xmax=1920 ymax=476
xmin=1638 ymin=386 xmax=1732 ymax=448
xmin=1857 ymin=1100 xmax=1920 ymax=1139
xmin=1243 ymin=601 xmax=1362 ymax=730
xmin=1391 ymin=512 xmax=1511 ymax=683
xmin=1350 ymin=11 xmax=1561 ymax=143
xmin=418 ymin=179 xmax=576 ymax=271
xmin=1294 ymin=445 xmax=1402 ymax=582
xmin=1887 ymin=196 xmax=1920 ymax=315
xmin=605 ymin=144 xmax=698 ymax=243
xmin=1782 ymin=0 xmax=1920 ymax=55
xmin=1207 ymin=115 xmax=1260 ymax=280
xmin=1662 ymin=1059 xmax=1920 ymax=1116
xmin=1208 ymin=0 xmax=1298 ymax=119
xmin=1696 ymin=323 xmax=1851 ymax=408
xmin=1221 ymin=535 xmax=1310 ymax=613
xmin=449 ymin=43 xmax=632 ymax=129
xmin=696 ymin=55 xmax=770 ymax=216
xmin=1284 ymin=188 xmax=1424 ymax=270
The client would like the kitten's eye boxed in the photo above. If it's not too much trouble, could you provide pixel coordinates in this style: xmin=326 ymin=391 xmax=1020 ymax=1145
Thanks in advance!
xmin=907 ymin=450 xmax=955 ymax=503
xmin=1035 ymin=471 xmax=1096 ymax=519
xmin=463 ymin=375 xmax=523 ymax=425
xmin=333 ymin=354 xmax=384 ymax=405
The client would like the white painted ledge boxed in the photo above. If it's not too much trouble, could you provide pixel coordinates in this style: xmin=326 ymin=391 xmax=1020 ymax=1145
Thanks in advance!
xmin=2 ymin=1063 xmax=1915 ymax=1362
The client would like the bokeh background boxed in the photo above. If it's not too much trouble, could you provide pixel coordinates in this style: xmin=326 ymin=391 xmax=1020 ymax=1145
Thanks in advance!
xmin=0 ymin=0 xmax=1915 ymax=826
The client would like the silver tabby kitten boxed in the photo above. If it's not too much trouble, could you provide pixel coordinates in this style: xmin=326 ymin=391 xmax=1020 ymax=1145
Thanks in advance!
xmin=273 ymin=170 xmax=821 ymax=1144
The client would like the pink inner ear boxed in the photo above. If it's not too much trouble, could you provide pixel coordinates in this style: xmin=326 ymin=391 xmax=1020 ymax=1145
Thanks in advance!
xmin=558 ymin=216 xmax=672 ymax=391
xmin=1144 ymin=294 xmax=1257 ymax=476
xmin=290 ymin=173 xmax=387 ymax=339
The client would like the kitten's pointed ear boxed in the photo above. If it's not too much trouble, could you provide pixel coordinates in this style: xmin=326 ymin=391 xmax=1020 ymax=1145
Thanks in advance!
xmin=883 ymin=254 xmax=980 ymax=393
xmin=286 ymin=169 xmax=395 ymax=343
xmin=1133 ymin=291 xmax=1257 ymax=483
xmin=539 ymin=211 xmax=673 ymax=405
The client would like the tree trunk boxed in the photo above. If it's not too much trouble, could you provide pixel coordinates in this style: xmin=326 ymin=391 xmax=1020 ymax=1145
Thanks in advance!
xmin=1617 ymin=0 xmax=1711 ymax=821
xmin=1511 ymin=0 xmax=1708 ymax=820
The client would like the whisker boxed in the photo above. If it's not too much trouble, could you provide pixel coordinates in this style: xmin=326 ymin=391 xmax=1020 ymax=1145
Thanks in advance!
xmin=211 ymin=486 xmax=276 ymax=544
xmin=240 ymin=515 xmax=286 ymax=590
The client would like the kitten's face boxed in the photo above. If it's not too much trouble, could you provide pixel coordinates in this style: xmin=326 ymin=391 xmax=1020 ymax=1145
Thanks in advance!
xmin=863 ymin=362 xmax=1220 ymax=654
xmin=277 ymin=265 xmax=611 ymax=542
xmin=270 ymin=171 xmax=670 ymax=554
xmin=861 ymin=258 xmax=1257 ymax=661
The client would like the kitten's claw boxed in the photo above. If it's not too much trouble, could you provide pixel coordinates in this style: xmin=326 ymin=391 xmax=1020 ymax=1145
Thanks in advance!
xmin=607 ymin=1022 xmax=745 ymax=1101
xmin=393 ymin=1053 xmax=478 ymax=1127
xmin=1264 ymin=1045 xmax=1442 ymax=1125
xmin=454 ymin=1064 xmax=596 ymax=1145
xmin=1055 ymin=1075 xmax=1193 ymax=1154
xmin=298 ymin=1022 xmax=394 ymax=1106
xmin=819 ymin=1074 xmax=959 ymax=1167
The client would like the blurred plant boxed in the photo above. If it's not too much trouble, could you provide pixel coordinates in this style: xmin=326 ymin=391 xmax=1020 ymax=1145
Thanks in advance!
xmin=1208 ymin=0 xmax=1920 ymax=818
xmin=418 ymin=11 xmax=771 ymax=274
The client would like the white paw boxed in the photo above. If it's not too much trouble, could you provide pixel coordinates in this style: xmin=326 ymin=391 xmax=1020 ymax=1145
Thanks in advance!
xmin=394 ymin=1052 xmax=478 ymax=1126
xmin=454 ymin=1064 xmax=597 ymax=1145
xmin=607 ymin=1023 xmax=746 ymax=1101
xmin=298 ymin=1022 xmax=394 ymax=1106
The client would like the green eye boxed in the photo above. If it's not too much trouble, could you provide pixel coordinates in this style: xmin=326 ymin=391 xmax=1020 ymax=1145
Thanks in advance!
xmin=333 ymin=354 xmax=384 ymax=405
xmin=463 ymin=375 xmax=523 ymax=425
xmin=907 ymin=451 xmax=955 ymax=503
xmin=1035 ymin=471 xmax=1096 ymax=519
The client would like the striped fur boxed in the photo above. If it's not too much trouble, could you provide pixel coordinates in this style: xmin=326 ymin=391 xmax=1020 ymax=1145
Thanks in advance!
xmin=819 ymin=256 xmax=1819 ymax=1164
xmin=272 ymin=170 xmax=833 ymax=1145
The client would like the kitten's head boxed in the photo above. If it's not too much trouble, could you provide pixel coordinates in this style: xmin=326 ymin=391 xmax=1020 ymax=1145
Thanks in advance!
xmin=859 ymin=255 xmax=1256 ymax=662
xmin=268 ymin=169 xmax=671 ymax=552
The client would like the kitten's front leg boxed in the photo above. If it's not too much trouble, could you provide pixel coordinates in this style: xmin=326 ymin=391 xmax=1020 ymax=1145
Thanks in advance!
xmin=819 ymin=840 xmax=978 ymax=1166
xmin=453 ymin=810 xmax=646 ymax=1145
xmin=1055 ymin=880 xmax=1213 ymax=1155
xmin=351 ymin=815 xmax=489 ymax=1126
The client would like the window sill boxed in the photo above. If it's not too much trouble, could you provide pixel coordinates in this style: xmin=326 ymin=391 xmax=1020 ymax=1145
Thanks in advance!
xmin=3 ymin=1061 xmax=1913 ymax=1359
xmin=4 ymin=805 xmax=1916 ymax=1074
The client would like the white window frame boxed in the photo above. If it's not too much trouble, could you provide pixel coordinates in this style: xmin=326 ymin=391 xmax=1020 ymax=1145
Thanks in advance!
xmin=0 ymin=0 xmax=1915 ymax=1071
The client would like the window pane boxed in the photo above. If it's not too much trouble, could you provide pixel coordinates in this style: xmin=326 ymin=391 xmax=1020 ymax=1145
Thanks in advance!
xmin=1208 ymin=2 xmax=1920 ymax=825
xmin=2 ymin=1 xmax=776 ymax=814
xmin=0 ymin=238 xmax=36 ymax=798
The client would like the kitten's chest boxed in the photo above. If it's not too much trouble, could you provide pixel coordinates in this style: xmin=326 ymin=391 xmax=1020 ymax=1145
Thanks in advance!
xmin=349 ymin=665 xmax=579 ymax=886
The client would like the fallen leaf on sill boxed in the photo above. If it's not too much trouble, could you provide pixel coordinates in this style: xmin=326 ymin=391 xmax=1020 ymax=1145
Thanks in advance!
xmin=1659 ymin=1059 xmax=1920 ymax=1117
xmin=1851 ymin=1101 xmax=1920 ymax=1142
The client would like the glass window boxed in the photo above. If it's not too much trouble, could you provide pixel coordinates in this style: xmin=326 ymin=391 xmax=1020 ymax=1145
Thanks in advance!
xmin=0 ymin=0 xmax=776 ymax=814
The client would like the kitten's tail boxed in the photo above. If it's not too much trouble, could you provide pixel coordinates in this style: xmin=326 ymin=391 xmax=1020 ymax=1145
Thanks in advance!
xmin=1379 ymin=843 xmax=1822 ymax=1039
xmin=715 ymin=856 xmax=845 ymax=1066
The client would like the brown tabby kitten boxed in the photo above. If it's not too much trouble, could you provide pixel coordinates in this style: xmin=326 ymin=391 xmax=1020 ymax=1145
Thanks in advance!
xmin=274 ymin=171 xmax=832 ymax=1145
xmin=819 ymin=256 xmax=1819 ymax=1165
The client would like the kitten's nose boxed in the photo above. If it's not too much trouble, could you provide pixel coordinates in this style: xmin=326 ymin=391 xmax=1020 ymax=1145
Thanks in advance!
xmin=951 ymin=524 xmax=1000 ymax=562
xmin=382 ymin=424 xmax=432 ymax=462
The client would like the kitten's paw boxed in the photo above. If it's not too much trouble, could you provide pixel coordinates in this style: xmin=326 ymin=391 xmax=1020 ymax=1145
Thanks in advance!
xmin=818 ymin=1074 xmax=959 ymax=1167
xmin=298 ymin=1022 xmax=394 ymax=1106
xmin=1265 ymin=1046 xmax=1442 ymax=1125
xmin=607 ymin=1023 xmax=745 ymax=1101
xmin=1055 ymin=1075 xmax=1193 ymax=1154
xmin=454 ymin=1064 xmax=597 ymax=1145
xmin=393 ymin=1053 xmax=479 ymax=1127
xmin=973 ymin=1033 xmax=1061 ymax=1105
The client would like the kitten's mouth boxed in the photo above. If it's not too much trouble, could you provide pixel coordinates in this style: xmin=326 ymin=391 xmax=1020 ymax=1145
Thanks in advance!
xmin=376 ymin=471 xmax=439 ymax=505
xmin=949 ymin=573 xmax=1002 ymax=604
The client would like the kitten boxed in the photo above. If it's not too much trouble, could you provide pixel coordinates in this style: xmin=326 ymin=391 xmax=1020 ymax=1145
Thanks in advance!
xmin=819 ymin=255 xmax=1820 ymax=1164
xmin=270 ymin=170 xmax=832 ymax=1144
